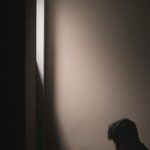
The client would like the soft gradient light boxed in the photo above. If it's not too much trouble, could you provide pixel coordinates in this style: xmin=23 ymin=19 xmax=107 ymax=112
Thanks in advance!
xmin=45 ymin=1 xmax=150 ymax=150
xmin=52 ymin=1 xmax=150 ymax=150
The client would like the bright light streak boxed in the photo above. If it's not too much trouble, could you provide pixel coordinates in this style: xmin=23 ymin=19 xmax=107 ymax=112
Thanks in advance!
xmin=36 ymin=0 xmax=44 ymax=85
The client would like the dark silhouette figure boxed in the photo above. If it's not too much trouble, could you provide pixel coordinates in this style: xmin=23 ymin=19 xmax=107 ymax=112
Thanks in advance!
xmin=108 ymin=118 xmax=148 ymax=150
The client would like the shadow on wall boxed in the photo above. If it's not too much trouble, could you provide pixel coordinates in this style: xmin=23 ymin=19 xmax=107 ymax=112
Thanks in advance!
xmin=36 ymin=64 xmax=44 ymax=150
xmin=43 ymin=0 xmax=67 ymax=149
xmin=44 ymin=36 xmax=67 ymax=149
xmin=36 ymin=64 xmax=65 ymax=150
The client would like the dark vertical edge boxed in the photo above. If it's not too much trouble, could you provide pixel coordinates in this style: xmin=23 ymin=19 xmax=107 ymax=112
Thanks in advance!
xmin=44 ymin=0 xmax=55 ymax=149
xmin=25 ymin=0 xmax=36 ymax=149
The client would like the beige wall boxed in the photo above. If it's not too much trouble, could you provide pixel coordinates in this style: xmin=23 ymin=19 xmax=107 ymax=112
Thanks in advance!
xmin=46 ymin=1 xmax=150 ymax=149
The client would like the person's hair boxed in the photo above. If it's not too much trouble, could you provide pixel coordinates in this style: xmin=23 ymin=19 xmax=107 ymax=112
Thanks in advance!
xmin=108 ymin=118 xmax=140 ymax=144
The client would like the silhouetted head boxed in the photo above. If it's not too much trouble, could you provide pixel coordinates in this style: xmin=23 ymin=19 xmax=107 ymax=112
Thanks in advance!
xmin=108 ymin=118 xmax=140 ymax=150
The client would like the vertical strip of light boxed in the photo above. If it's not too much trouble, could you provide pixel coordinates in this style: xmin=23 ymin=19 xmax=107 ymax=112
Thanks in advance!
xmin=36 ymin=0 xmax=44 ymax=85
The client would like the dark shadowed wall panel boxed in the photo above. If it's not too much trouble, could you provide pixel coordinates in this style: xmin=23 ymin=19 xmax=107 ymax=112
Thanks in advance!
xmin=25 ymin=0 xmax=36 ymax=150
xmin=3 ymin=0 xmax=26 ymax=150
